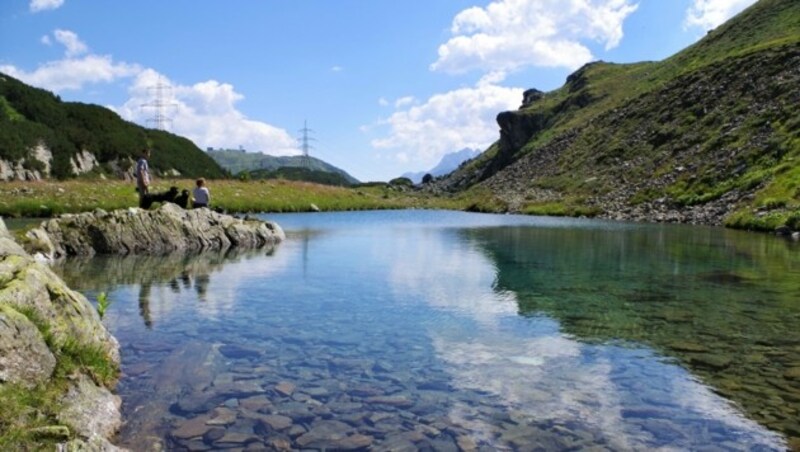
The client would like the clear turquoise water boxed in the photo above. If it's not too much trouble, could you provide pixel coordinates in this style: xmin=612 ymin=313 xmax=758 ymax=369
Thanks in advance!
xmin=55 ymin=210 xmax=800 ymax=450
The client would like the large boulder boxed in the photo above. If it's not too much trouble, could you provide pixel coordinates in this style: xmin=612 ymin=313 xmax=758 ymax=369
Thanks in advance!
xmin=24 ymin=203 xmax=285 ymax=259
xmin=0 ymin=217 xmax=123 ymax=448
xmin=1 ymin=220 xmax=120 ymax=365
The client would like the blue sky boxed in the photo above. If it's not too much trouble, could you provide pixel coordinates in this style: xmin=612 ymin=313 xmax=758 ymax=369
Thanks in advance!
xmin=0 ymin=0 xmax=757 ymax=181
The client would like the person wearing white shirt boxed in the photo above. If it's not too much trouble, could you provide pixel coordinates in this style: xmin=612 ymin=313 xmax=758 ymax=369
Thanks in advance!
xmin=192 ymin=178 xmax=210 ymax=208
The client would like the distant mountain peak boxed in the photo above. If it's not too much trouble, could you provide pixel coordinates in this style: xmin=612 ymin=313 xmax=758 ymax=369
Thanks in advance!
xmin=402 ymin=147 xmax=481 ymax=184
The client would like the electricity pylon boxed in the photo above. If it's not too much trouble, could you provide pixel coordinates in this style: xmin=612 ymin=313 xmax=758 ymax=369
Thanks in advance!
xmin=141 ymin=77 xmax=177 ymax=130
xmin=298 ymin=120 xmax=316 ymax=169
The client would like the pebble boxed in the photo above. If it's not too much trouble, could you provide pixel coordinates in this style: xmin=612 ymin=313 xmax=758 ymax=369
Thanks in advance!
xmin=274 ymin=381 xmax=296 ymax=397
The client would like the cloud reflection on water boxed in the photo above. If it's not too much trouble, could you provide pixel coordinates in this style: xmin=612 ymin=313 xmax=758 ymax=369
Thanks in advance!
xmin=386 ymin=227 xmax=785 ymax=449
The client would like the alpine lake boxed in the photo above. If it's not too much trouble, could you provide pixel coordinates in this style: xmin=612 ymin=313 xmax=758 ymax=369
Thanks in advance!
xmin=52 ymin=210 xmax=800 ymax=451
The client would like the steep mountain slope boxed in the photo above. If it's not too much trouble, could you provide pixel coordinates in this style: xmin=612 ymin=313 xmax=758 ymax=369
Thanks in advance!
xmin=437 ymin=0 xmax=800 ymax=230
xmin=0 ymin=73 xmax=226 ymax=180
xmin=207 ymin=149 xmax=359 ymax=185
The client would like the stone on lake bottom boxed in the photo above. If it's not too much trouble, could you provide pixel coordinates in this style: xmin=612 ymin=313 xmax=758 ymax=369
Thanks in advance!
xmin=202 ymin=427 xmax=225 ymax=444
xmin=215 ymin=431 xmax=260 ymax=446
xmin=365 ymin=395 xmax=414 ymax=408
xmin=265 ymin=435 xmax=293 ymax=451
xmin=688 ymin=354 xmax=732 ymax=370
xmin=207 ymin=407 xmax=237 ymax=426
xmin=275 ymin=381 xmax=296 ymax=397
xmin=667 ymin=341 xmax=708 ymax=353
xmin=259 ymin=414 xmax=293 ymax=431
xmin=784 ymin=367 xmax=800 ymax=380
xmin=219 ymin=344 xmax=262 ymax=359
xmin=239 ymin=395 xmax=272 ymax=412
xmin=457 ymin=435 xmax=478 ymax=451
xmin=171 ymin=416 xmax=213 ymax=439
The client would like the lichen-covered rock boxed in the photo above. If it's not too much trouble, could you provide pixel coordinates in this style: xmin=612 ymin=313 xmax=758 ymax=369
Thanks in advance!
xmin=25 ymin=203 xmax=285 ymax=259
xmin=58 ymin=374 xmax=123 ymax=447
xmin=1 ymin=217 xmax=123 ymax=447
xmin=1 ymin=231 xmax=120 ymax=365
xmin=0 ymin=304 xmax=57 ymax=385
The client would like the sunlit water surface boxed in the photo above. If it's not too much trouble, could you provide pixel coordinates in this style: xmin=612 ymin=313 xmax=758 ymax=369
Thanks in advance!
xmin=54 ymin=210 xmax=800 ymax=451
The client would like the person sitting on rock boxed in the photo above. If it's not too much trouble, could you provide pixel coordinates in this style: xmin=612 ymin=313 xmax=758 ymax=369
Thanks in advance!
xmin=192 ymin=178 xmax=210 ymax=208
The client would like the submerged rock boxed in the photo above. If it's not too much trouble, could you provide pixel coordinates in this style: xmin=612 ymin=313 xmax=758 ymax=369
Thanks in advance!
xmin=24 ymin=203 xmax=285 ymax=259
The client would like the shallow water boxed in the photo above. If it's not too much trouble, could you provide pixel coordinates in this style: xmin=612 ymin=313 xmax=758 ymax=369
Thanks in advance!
xmin=54 ymin=210 xmax=800 ymax=450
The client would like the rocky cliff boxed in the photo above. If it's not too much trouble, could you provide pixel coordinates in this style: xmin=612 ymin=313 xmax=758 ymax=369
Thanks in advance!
xmin=0 ymin=217 xmax=123 ymax=449
xmin=23 ymin=203 xmax=285 ymax=259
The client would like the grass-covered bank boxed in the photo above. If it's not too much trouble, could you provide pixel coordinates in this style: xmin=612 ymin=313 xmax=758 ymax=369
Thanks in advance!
xmin=2 ymin=178 xmax=795 ymax=234
xmin=0 ymin=178 xmax=488 ymax=218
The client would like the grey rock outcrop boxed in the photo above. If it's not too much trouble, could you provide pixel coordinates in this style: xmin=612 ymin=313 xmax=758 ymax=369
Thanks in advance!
xmin=0 ymin=217 xmax=123 ymax=449
xmin=0 ymin=158 xmax=43 ymax=181
xmin=0 ymin=304 xmax=57 ymax=386
xmin=24 ymin=203 xmax=285 ymax=259
xmin=70 ymin=150 xmax=99 ymax=175
xmin=520 ymin=88 xmax=544 ymax=109
xmin=57 ymin=374 xmax=123 ymax=441
xmin=0 ymin=143 xmax=52 ymax=181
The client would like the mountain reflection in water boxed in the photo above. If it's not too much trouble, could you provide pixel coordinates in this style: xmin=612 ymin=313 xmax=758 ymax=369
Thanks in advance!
xmin=53 ymin=210 xmax=796 ymax=450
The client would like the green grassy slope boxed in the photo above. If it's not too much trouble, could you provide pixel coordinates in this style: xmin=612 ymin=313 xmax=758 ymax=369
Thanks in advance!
xmin=247 ymin=166 xmax=354 ymax=186
xmin=0 ymin=73 xmax=226 ymax=179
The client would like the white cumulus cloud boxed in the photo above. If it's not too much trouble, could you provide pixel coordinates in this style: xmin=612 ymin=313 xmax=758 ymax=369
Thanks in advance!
xmin=685 ymin=0 xmax=757 ymax=31
xmin=3 ymin=31 xmax=298 ymax=156
xmin=371 ymin=80 xmax=523 ymax=167
xmin=30 ymin=0 xmax=64 ymax=12
xmin=431 ymin=0 xmax=639 ymax=74
xmin=116 ymin=70 xmax=298 ymax=155
xmin=53 ymin=29 xmax=88 ymax=57
xmin=394 ymin=96 xmax=416 ymax=108
xmin=0 ymin=29 xmax=130 ymax=91
xmin=0 ymin=54 xmax=141 ymax=92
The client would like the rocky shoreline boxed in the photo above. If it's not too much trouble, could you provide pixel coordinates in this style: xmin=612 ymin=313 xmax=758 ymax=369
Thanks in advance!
xmin=22 ymin=203 xmax=285 ymax=260
xmin=0 ymin=206 xmax=285 ymax=449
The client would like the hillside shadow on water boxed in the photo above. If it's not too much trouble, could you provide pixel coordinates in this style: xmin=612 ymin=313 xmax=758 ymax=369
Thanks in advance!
xmin=463 ymin=224 xmax=800 ymax=443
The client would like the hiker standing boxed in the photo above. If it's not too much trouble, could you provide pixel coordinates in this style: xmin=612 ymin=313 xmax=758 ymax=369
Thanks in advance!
xmin=135 ymin=149 xmax=151 ymax=206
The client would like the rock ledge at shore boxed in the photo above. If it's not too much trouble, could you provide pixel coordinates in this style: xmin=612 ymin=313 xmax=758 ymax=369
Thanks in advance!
xmin=24 ymin=203 xmax=285 ymax=259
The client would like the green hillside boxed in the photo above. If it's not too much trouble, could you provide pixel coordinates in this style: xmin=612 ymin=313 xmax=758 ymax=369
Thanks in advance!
xmin=0 ymin=73 xmax=226 ymax=179
xmin=438 ymin=0 xmax=800 ymax=231
xmin=208 ymin=149 xmax=359 ymax=185
xmin=247 ymin=166 xmax=353 ymax=186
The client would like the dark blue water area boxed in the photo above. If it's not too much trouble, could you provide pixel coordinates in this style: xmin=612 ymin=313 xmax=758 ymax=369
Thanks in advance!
xmin=56 ymin=210 xmax=798 ymax=450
